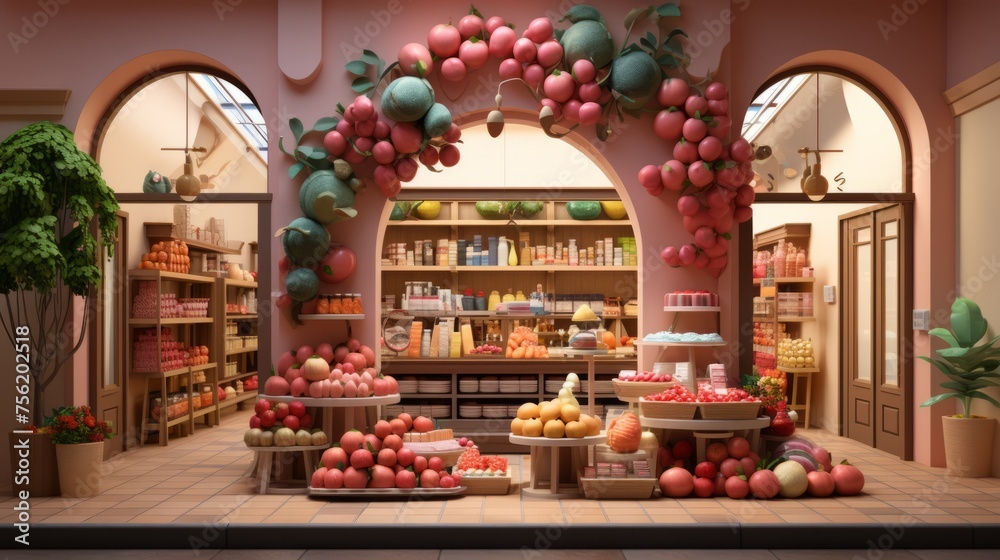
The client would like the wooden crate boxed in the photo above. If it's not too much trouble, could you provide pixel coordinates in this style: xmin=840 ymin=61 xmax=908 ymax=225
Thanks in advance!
xmin=697 ymin=402 xmax=762 ymax=420
xmin=403 ymin=429 xmax=454 ymax=443
xmin=578 ymin=473 xmax=657 ymax=499
xmin=639 ymin=398 xmax=698 ymax=420
xmin=460 ymin=473 xmax=511 ymax=495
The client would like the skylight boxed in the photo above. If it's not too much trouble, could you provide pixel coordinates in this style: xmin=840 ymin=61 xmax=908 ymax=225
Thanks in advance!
xmin=741 ymin=74 xmax=810 ymax=143
xmin=193 ymin=74 xmax=267 ymax=161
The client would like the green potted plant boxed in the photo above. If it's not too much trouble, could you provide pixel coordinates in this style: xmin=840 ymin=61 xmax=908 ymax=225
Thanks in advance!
xmin=919 ymin=297 xmax=1000 ymax=477
xmin=0 ymin=122 xmax=120 ymax=495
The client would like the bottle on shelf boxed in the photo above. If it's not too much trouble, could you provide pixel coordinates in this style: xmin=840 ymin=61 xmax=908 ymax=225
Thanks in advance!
xmin=773 ymin=240 xmax=787 ymax=278
xmin=795 ymin=247 xmax=806 ymax=278
xmin=498 ymin=236 xmax=509 ymax=267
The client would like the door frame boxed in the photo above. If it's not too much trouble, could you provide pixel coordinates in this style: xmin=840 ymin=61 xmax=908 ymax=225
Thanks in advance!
xmin=837 ymin=202 xmax=913 ymax=460
xmin=89 ymin=210 xmax=129 ymax=457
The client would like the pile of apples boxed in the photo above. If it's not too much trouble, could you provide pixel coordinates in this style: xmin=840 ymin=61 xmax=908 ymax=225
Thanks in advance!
xmin=778 ymin=338 xmax=816 ymax=368
xmin=266 ymin=338 xmax=398 ymax=398
xmin=310 ymin=413 xmax=465 ymax=490
xmin=469 ymin=344 xmax=504 ymax=355
xmin=656 ymin=435 xmax=865 ymax=500
xmin=643 ymin=385 xmax=759 ymax=404
xmin=244 ymin=398 xmax=329 ymax=448
xmin=637 ymin=80 xmax=755 ymax=277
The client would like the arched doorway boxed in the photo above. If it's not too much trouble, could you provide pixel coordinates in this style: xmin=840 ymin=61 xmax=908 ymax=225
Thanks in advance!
xmin=741 ymin=67 xmax=913 ymax=459
xmin=89 ymin=66 xmax=270 ymax=450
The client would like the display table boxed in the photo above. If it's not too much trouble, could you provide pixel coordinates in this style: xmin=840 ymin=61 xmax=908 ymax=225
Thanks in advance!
xmin=509 ymin=434 xmax=605 ymax=498
xmin=780 ymin=366 xmax=818 ymax=427
xmin=639 ymin=416 xmax=771 ymax=463
xmin=561 ymin=348 xmax=613 ymax=416
xmin=260 ymin=394 xmax=400 ymax=438
xmin=246 ymin=444 xmax=329 ymax=494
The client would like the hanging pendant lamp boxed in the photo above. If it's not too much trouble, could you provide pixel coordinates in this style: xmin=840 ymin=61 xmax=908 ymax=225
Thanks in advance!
xmin=162 ymin=73 xmax=205 ymax=202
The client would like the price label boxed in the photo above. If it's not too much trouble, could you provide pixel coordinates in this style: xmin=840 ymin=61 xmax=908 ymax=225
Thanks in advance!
xmin=708 ymin=363 xmax=728 ymax=394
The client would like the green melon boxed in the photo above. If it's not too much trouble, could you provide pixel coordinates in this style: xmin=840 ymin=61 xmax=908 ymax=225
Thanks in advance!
xmin=422 ymin=103 xmax=453 ymax=138
xmin=299 ymin=170 xmax=357 ymax=224
xmin=286 ymin=268 xmax=320 ymax=302
xmin=381 ymin=77 xmax=435 ymax=123
xmin=560 ymin=19 xmax=615 ymax=69
xmin=566 ymin=201 xmax=602 ymax=220
xmin=281 ymin=217 xmax=330 ymax=266
xmin=389 ymin=202 xmax=406 ymax=221
xmin=608 ymin=51 xmax=662 ymax=109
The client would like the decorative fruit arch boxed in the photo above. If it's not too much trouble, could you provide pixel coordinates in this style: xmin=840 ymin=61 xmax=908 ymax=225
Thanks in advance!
xmin=274 ymin=3 xmax=754 ymax=322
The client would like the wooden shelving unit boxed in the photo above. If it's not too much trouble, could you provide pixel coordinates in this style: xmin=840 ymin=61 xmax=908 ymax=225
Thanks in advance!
xmin=216 ymin=278 xmax=259 ymax=417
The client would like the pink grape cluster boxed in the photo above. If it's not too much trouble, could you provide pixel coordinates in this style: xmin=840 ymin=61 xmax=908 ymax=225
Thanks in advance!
xmin=322 ymin=94 xmax=462 ymax=198
xmin=637 ymin=80 xmax=756 ymax=277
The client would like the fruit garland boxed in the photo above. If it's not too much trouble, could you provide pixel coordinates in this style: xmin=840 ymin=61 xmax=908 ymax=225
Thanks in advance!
xmin=274 ymin=3 xmax=756 ymax=318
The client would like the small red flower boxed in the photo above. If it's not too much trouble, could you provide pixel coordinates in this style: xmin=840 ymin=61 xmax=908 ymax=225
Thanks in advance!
xmin=84 ymin=416 xmax=96 ymax=428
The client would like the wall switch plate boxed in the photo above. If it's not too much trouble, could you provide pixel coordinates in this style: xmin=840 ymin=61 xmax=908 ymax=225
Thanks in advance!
xmin=913 ymin=309 xmax=930 ymax=331
xmin=823 ymin=285 xmax=836 ymax=303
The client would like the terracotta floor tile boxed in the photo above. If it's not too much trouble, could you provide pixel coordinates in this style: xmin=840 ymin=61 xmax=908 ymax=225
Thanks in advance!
xmin=312 ymin=514 xmax=360 ymax=523
xmin=913 ymin=515 xmax=969 ymax=523
xmin=823 ymin=514 xmax=876 ymax=523
xmin=562 ymin=514 xmax=609 ymax=523
xmin=737 ymin=514 xmax=786 ymax=524
xmin=127 ymin=515 xmax=181 ymax=523
xmin=82 ymin=514 xmax=135 ymax=523
xmin=648 ymin=513 xmax=696 ymax=523
xmin=39 ymin=514 xmax=95 ymax=523
xmin=958 ymin=514 xmax=1000 ymax=522
xmin=608 ymin=514 xmax=652 ymax=523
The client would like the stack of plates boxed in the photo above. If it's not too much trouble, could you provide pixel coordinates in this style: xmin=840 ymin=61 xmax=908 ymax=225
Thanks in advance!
xmin=459 ymin=403 xmax=482 ymax=418
xmin=479 ymin=377 xmax=499 ymax=393
xmin=403 ymin=405 xmax=423 ymax=417
xmin=458 ymin=377 xmax=479 ymax=393
xmin=507 ymin=405 xmax=520 ymax=417
xmin=595 ymin=380 xmax=613 ymax=395
xmin=482 ymin=405 xmax=508 ymax=418
xmin=520 ymin=377 xmax=538 ymax=393
xmin=499 ymin=379 xmax=521 ymax=393
xmin=385 ymin=405 xmax=403 ymax=418
xmin=418 ymin=379 xmax=452 ymax=394
xmin=544 ymin=379 xmax=564 ymax=393
xmin=397 ymin=378 xmax=419 ymax=394
xmin=432 ymin=405 xmax=451 ymax=418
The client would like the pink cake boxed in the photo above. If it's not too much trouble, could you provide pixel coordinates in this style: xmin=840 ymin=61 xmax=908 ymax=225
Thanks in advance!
xmin=664 ymin=290 xmax=719 ymax=307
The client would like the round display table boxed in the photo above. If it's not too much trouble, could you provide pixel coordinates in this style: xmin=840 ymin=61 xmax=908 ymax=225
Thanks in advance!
xmin=639 ymin=416 xmax=771 ymax=463
xmin=245 ymin=444 xmax=330 ymax=494
xmin=260 ymin=394 xmax=400 ymax=438
xmin=509 ymin=434 xmax=606 ymax=498
xmin=561 ymin=348 xmax=614 ymax=416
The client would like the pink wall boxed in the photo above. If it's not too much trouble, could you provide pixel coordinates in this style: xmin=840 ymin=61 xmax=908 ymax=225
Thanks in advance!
xmin=946 ymin=0 xmax=1000 ymax=88
xmin=0 ymin=0 xmax=964 ymax=472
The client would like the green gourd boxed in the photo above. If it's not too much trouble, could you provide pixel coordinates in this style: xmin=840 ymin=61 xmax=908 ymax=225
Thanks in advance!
xmin=299 ymin=170 xmax=357 ymax=224
xmin=566 ymin=201 xmax=602 ymax=220
xmin=279 ymin=217 xmax=330 ymax=266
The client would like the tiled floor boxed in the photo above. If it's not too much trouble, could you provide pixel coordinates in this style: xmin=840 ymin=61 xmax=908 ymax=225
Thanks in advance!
xmin=3 ymin=411 xmax=1000 ymax=528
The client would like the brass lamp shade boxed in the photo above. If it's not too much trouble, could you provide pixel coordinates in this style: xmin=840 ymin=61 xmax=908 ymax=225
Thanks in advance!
xmin=802 ymin=162 xmax=829 ymax=201
xmin=175 ymin=153 xmax=201 ymax=202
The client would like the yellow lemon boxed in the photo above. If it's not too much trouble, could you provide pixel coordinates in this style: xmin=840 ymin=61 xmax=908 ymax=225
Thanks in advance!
xmin=543 ymin=419 xmax=566 ymax=438
xmin=600 ymin=201 xmax=627 ymax=219
xmin=413 ymin=200 xmax=441 ymax=220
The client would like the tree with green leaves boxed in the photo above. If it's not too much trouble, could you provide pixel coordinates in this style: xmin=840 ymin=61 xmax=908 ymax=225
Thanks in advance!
xmin=0 ymin=122 xmax=120 ymax=423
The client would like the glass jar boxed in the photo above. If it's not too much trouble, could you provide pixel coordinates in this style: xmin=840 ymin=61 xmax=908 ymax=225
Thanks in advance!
xmin=329 ymin=294 xmax=344 ymax=314
xmin=201 ymin=386 xmax=213 ymax=407
xmin=316 ymin=294 xmax=330 ymax=314
xmin=341 ymin=294 xmax=354 ymax=314
xmin=352 ymin=293 xmax=363 ymax=314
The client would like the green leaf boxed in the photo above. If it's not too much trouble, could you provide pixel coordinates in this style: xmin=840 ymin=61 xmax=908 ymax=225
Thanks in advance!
xmin=288 ymin=162 xmax=306 ymax=180
xmin=927 ymin=327 xmax=959 ymax=348
xmin=351 ymin=76 xmax=375 ymax=94
xmin=920 ymin=392 xmax=961 ymax=407
xmin=313 ymin=117 xmax=338 ymax=132
xmin=624 ymin=6 xmax=654 ymax=30
xmin=323 ymin=265 xmax=333 ymax=276
xmin=345 ymin=60 xmax=367 ymax=75
xmin=469 ymin=4 xmax=484 ymax=18
xmin=663 ymin=27 xmax=688 ymax=43
xmin=296 ymin=146 xmax=314 ymax=159
xmin=657 ymin=3 xmax=681 ymax=18
xmin=361 ymin=49 xmax=381 ymax=66
xmin=289 ymin=118 xmax=305 ymax=143
xmin=306 ymin=148 xmax=329 ymax=161
xmin=951 ymin=298 xmax=987 ymax=347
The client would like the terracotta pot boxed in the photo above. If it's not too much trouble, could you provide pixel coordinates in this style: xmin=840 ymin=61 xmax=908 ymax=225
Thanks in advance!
xmin=54 ymin=441 xmax=105 ymax=498
xmin=8 ymin=432 xmax=59 ymax=497
xmin=941 ymin=415 xmax=996 ymax=478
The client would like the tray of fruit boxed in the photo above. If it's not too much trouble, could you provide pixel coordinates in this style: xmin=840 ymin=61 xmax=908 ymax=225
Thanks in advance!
xmin=468 ymin=344 xmax=505 ymax=356
xmin=694 ymin=387 xmax=762 ymax=419
xmin=639 ymin=385 xmax=699 ymax=419
xmin=309 ymin=486 xmax=466 ymax=497
xmin=404 ymin=437 xmax=474 ymax=468
xmin=612 ymin=371 xmax=678 ymax=399
xmin=454 ymin=447 xmax=511 ymax=494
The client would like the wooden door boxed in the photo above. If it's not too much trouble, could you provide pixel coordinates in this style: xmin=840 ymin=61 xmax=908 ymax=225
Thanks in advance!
xmin=91 ymin=212 xmax=128 ymax=458
xmin=840 ymin=204 xmax=911 ymax=459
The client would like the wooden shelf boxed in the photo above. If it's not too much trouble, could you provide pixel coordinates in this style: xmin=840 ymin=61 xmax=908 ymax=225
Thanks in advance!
xmin=753 ymin=223 xmax=811 ymax=250
xmin=387 ymin=219 xmax=630 ymax=227
xmin=224 ymin=279 xmax=258 ymax=289
xmin=384 ymin=310 xmax=627 ymax=320
xmin=382 ymin=265 xmax=637 ymax=273
xmin=191 ymin=406 xmax=216 ymax=420
xmin=663 ymin=306 xmax=721 ymax=312
xmin=219 ymin=389 xmax=259 ymax=407
xmin=777 ymin=316 xmax=816 ymax=322
xmin=133 ymin=366 xmax=190 ymax=378
xmin=298 ymin=314 xmax=366 ymax=321
xmin=226 ymin=346 xmax=258 ymax=356
xmin=190 ymin=362 xmax=217 ymax=373
xmin=226 ymin=314 xmax=258 ymax=320
xmin=128 ymin=269 xmax=218 ymax=284
xmin=129 ymin=317 xmax=213 ymax=326
xmin=220 ymin=371 xmax=258 ymax=384
xmin=145 ymin=415 xmax=189 ymax=430
xmin=777 ymin=366 xmax=820 ymax=373
xmin=753 ymin=277 xmax=815 ymax=284
xmin=145 ymin=223 xmax=242 ymax=255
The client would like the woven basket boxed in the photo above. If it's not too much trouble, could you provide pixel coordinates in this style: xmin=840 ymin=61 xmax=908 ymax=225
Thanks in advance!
xmin=578 ymin=473 xmax=657 ymax=499
xmin=697 ymin=402 xmax=762 ymax=420
xmin=639 ymin=398 xmax=698 ymax=420
xmin=460 ymin=474 xmax=511 ymax=495
xmin=612 ymin=379 xmax=678 ymax=399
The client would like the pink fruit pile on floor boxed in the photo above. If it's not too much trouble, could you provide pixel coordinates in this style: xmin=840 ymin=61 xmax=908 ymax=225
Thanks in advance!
xmin=267 ymin=338 xmax=398 ymax=398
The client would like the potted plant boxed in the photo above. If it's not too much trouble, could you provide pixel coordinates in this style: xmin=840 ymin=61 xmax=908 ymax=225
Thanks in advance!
xmin=0 ymin=122 xmax=119 ymax=494
xmin=919 ymin=297 xmax=1000 ymax=477
xmin=43 ymin=406 xmax=113 ymax=498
